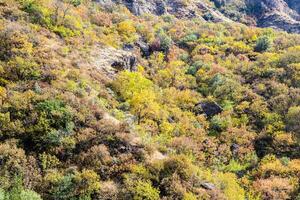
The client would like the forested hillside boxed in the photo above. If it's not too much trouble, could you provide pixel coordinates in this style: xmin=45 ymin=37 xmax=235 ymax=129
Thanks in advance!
xmin=0 ymin=0 xmax=300 ymax=199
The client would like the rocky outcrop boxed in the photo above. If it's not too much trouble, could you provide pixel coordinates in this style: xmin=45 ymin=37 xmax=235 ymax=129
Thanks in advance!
xmin=247 ymin=0 xmax=300 ymax=33
xmin=194 ymin=101 xmax=223 ymax=117
xmin=200 ymin=182 xmax=216 ymax=190
xmin=197 ymin=1 xmax=232 ymax=22
xmin=136 ymin=40 xmax=151 ymax=57
xmin=94 ymin=0 xmax=233 ymax=22
xmin=285 ymin=0 xmax=300 ymax=13
xmin=94 ymin=0 xmax=300 ymax=33
xmin=89 ymin=46 xmax=137 ymax=79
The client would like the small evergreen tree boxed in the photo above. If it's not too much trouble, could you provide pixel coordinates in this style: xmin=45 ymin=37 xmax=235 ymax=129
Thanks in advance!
xmin=254 ymin=35 xmax=272 ymax=52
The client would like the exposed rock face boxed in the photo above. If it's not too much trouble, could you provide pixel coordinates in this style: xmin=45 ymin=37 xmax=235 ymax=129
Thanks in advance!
xmin=285 ymin=0 xmax=300 ymax=13
xmin=123 ymin=0 xmax=166 ymax=16
xmin=197 ymin=1 xmax=232 ymax=22
xmin=136 ymin=40 xmax=151 ymax=57
xmin=94 ymin=0 xmax=300 ymax=33
xmin=94 ymin=0 xmax=232 ymax=22
xmin=90 ymin=46 xmax=137 ymax=79
xmin=247 ymin=0 xmax=300 ymax=33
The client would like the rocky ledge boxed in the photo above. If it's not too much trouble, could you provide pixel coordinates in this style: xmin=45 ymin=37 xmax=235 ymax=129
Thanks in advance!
xmin=94 ymin=0 xmax=300 ymax=33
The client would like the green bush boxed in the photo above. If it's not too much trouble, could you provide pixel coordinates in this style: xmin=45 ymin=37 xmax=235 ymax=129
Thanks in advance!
xmin=156 ymin=29 xmax=172 ymax=52
xmin=21 ymin=0 xmax=53 ymax=27
xmin=180 ymin=34 xmax=198 ymax=46
xmin=20 ymin=190 xmax=42 ymax=200
xmin=286 ymin=106 xmax=300 ymax=136
xmin=68 ymin=0 xmax=81 ymax=7
xmin=0 ymin=176 xmax=42 ymax=200
xmin=3 ymin=189 xmax=42 ymax=200
xmin=223 ymin=159 xmax=247 ymax=173
xmin=210 ymin=115 xmax=230 ymax=134
xmin=36 ymin=99 xmax=73 ymax=132
xmin=6 ymin=57 xmax=40 ymax=81
xmin=255 ymin=35 xmax=272 ymax=52
xmin=45 ymin=170 xmax=100 ymax=200
xmin=52 ymin=26 xmax=78 ymax=38
xmin=0 ymin=189 xmax=4 ymax=200
xmin=130 ymin=180 xmax=160 ymax=200
xmin=28 ymin=99 xmax=74 ymax=149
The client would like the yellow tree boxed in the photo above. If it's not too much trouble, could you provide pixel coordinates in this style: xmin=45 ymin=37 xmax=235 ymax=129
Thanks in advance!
xmin=0 ymin=86 xmax=6 ymax=105
xmin=129 ymin=89 xmax=161 ymax=124
xmin=113 ymin=71 xmax=154 ymax=100
xmin=113 ymin=71 xmax=161 ymax=124
xmin=117 ymin=20 xmax=138 ymax=44
xmin=155 ymin=60 xmax=195 ymax=88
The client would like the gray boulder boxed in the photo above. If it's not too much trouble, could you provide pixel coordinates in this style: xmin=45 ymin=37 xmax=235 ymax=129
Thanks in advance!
xmin=200 ymin=182 xmax=216 ymax=190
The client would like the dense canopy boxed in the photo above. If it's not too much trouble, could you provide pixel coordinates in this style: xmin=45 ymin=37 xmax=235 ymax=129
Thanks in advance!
xmin=0 ymin=0 xmax=300 ymax=199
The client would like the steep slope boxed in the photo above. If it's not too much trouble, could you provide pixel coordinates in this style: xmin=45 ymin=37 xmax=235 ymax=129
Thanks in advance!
xmin=95 ymin=0 xmax=233 ymax=22
xmin=247 ymin=0 xmax=300 ymax=33
xmin=285 ymin=0 xmax=300 ymax=13
xmin=1 ymin=0 xmax=300 ymax=200
xmin=211 ymin=0 xmax=300 ymax=33
xmin=95 ymin=0 xmax=300 ymax=33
